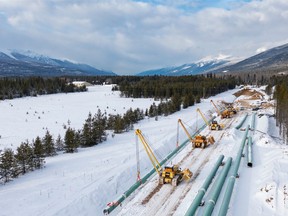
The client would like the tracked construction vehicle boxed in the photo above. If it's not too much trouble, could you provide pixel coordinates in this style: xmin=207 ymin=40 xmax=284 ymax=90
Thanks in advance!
xmin=135 ymin=129 xmax=192 ymax=186
xmin=159 ymin=164 xmax=192 ymax=186
xmin=196 ymin=108 xmax=224 ymax=130
xmin=191 ymin=134 xmax=215 ymax=148
xmin=177 ymin=118 xmax=215 ymax=148
xmin=210 ymin=120 xmax=222 ymax=130
xmin=221 ymin=109 xmax=231 ymax=118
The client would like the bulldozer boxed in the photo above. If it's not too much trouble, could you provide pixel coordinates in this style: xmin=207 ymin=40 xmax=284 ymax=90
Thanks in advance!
xmin=227 ymin=105 xmax=237 ymax=115
xmin=177 ymin=119 xmax=215 ymax=148
xmin=135 ymin=129 xmax=193 ymax=186
xmin=210 ymin=120 xmax=223 ymax=130
xmin=159 ymin=165 xmax=192 ymax=186
xmin=196 ymin=108 xmax=224 ymax=131
xmin=221 ymin=109 xmax=231 ymax=118
xmin=192 ymin=134 xmax=215 ymax=148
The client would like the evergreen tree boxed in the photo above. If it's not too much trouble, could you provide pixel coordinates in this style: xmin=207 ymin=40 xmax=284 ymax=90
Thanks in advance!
xmin=0 ymin=148 xmax=18 ymax=183
xmin=64 ymin=128 xmax=78 ymax=153
xmin=55 ymin=135 xmax=64 ymax=151
xmin=15 ymin=141 xmax=34 ymax=174
xmin=43 ymin=130 xmax=56 ymax=156
xmin=113 ymin=114 xmax=125 ymax=133
xmin=32 ymin=136 xmax=45 ymax=169
xmin=92 ymin=109 xmax=107 ymax=144
xmin=81 ymin=112 xmax=94 ymax=147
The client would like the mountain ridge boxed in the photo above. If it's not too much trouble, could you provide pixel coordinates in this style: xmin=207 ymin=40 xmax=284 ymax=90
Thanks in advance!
xmin=0 ymin=49 xmax=116 ymax=77
xmin=136 ymin=43 xmax=288 ymax=76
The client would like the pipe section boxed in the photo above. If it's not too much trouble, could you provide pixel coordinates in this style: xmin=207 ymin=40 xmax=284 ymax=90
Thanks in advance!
xmin=201 ymin=157 xmax=232 ymax=216
xmin=251 ymin=112 xmax=256 ymax=131
xmin=235 ymin=113 xmax=248 ymax=129
xmin=247 ymin=136 xmax=253 ymax=167
xmin=103 ymin=117 xmax=215 ymax=214
xmin=184 ymin=155 xmax=225 ymax=216
xmin=218 ymin=125 xmax=250 ymax=216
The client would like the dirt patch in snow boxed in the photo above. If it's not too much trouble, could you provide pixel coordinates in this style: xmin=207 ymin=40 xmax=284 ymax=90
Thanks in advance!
xmin=234 ymin=88 xmax=264 ymax=100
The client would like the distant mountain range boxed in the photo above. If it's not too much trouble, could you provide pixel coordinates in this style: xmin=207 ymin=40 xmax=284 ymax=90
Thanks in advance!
xmin=137 ymin=55 xmax=235 ymax=76
xmin=210 ymin=43 xmax=288 ymax=74
xmin=1 ymin=43 xmax=288 ymax=77
xmin=136 ymin=43 xmax=288 ymax=76
xmin=0 ymin=50 xmax=116 ymax=77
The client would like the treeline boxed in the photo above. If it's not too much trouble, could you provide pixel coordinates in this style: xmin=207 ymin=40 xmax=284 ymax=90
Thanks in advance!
xmin=0 ymin=108 xmax=145 ymax=183
xmin=0 ymin=77 xmax=87 ymax=100
xmin=112 ymin=75 xmax=238 ymax=100
xmin=0 ymin=132 xmax=53 ymax=183
xmin=274 ymin=76 xmax=288 ymax=144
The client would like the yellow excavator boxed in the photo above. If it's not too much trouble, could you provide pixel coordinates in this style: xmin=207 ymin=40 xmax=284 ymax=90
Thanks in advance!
xmin=196 ymin=108 xmax=224 ymax=131
xmin=135 ymin=129 xmax=193 ymax=186
xmin=178 ymin=119 xmax=215 ymax=148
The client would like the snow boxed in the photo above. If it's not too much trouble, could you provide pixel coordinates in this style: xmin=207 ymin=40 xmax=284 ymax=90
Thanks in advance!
xmin=0 ymin=85 xmax=287 ymax=216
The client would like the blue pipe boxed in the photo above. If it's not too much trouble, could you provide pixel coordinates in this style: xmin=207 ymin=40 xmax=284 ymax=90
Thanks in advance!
xmin=218 ymin=125 xmax=250 ymax=216
xmin=184 ymin=155 xmax=225 ymax=216
xmin=235 ymin=113 xmax=248 ymax=129
xmin=201 ymin=157 xmax=232 ymax=216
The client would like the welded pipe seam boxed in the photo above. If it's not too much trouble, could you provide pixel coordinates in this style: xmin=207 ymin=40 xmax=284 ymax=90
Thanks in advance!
xmin=208 ymin=199 xmax=216 ymax=205
xmin=200 ymin=188 xmax=206 ymax=193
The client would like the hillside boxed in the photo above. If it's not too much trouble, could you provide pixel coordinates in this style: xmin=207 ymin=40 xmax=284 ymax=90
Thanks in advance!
xmin=136 ymin=43 xmax=288 ymax=76
xmin=0 ymin=85 xmax=287 ymax=216
xmin=137 ymin=59 xmax=230 ymax=76
xmin=0 ymin=50 xmax=116 ymax=77
xmin=213 ymin=43 xmax=288 ymax=74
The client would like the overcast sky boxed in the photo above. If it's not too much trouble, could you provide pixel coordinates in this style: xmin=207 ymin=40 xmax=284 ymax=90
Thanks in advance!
xmin=1 ymin=0 xmax=288 ymax=75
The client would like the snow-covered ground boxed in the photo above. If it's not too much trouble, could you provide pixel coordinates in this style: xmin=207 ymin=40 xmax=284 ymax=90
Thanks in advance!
xmin=0 ymin=85 xmax=287 ymax=216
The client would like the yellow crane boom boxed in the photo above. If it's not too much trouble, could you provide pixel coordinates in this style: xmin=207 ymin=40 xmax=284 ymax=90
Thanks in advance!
xmin=196 ymin=108 xmax=209 ymax=126
xmin=178 ymin=119 xmax=194 ymax=143
xmin=135 ymin=129 xmax=162 ymax=174
xmin=210 ymin=100 xmax=221 ymax=116
xmin=136 ymin=128 xmax=193 ymax=186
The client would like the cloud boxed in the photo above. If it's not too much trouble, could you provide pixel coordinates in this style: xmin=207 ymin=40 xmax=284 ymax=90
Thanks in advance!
xmin=0 ymin=0 xmax=288 ymax=74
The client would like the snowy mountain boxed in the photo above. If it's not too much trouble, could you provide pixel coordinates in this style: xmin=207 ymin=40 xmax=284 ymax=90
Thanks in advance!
xmin=211 ymin=43 xmax=288 ymax=74
xmin=0 ymin=49 xmax=116 ymax=77
xmin=137 ymin=42 xmax=288 ymax=76
xmin=136 ymin=55 xmax=234 ymax=76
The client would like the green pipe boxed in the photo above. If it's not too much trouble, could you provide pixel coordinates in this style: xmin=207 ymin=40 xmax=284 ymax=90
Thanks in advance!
xmin=103 ymin=117 xmax=216 ymax=214
xmin=247 ymin=136 xmax=253 ymax=167
xmin=218 ymin=125 xmax=250 ymax=216
xmin=235 ymin=113 xmax=248 ymax=129
xmin=251 ymin=113 xmax=256 ymax=131
xmin=201 ymin=157 xmax=232 ymax=216
xmin=184 ymin=155 xmax=225 ymax=216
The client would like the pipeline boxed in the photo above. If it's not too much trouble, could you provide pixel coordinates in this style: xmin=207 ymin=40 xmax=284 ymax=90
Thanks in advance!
xmin=201 ymin=157 xmax=232 ymax=216
xmin=235 ymin=113 xmax=248 ymax=129
xmin=184 ymin=155 xmax=224 ymax=216
xmin=250 ymin=112 xmax=256 ymax=131
xmin=103 ymin=117 xmax=216 ymax=214
xmin=247 ymin=136 xmax=253 ymax=167
xmin=217 ymin=125 xmax=250 ymax=216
